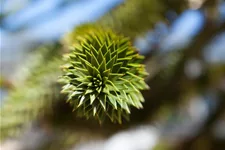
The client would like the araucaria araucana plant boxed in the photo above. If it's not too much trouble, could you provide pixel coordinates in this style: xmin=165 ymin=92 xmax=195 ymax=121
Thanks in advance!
xmin=59 ymin=24 xmax=149 ymax=123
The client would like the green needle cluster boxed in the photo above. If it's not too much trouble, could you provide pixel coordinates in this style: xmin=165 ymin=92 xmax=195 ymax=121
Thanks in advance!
xmin=59 ymin=25 xmax=149 ymax=123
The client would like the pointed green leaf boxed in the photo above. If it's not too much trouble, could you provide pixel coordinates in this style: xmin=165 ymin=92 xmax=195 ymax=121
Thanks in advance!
xmin=90 ymin=94 xmax=96 ymax=104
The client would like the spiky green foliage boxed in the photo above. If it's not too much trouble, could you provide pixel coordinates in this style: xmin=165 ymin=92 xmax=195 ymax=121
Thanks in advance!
xmin=63 ymin=24 xmax=101 ymax=47
xmin=59 ymin=26 xmax=149 ymax=123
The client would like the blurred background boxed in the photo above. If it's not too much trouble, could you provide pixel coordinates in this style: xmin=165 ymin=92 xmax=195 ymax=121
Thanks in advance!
xmin=0 ymin=0 xmax=225 ymax=150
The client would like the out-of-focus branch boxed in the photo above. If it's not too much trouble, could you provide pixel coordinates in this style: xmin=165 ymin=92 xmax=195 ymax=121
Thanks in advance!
xmin=176 ymin=91 xmax=225 ymax=150
xmin=129 ymin=17 xmax=225 ymax=123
